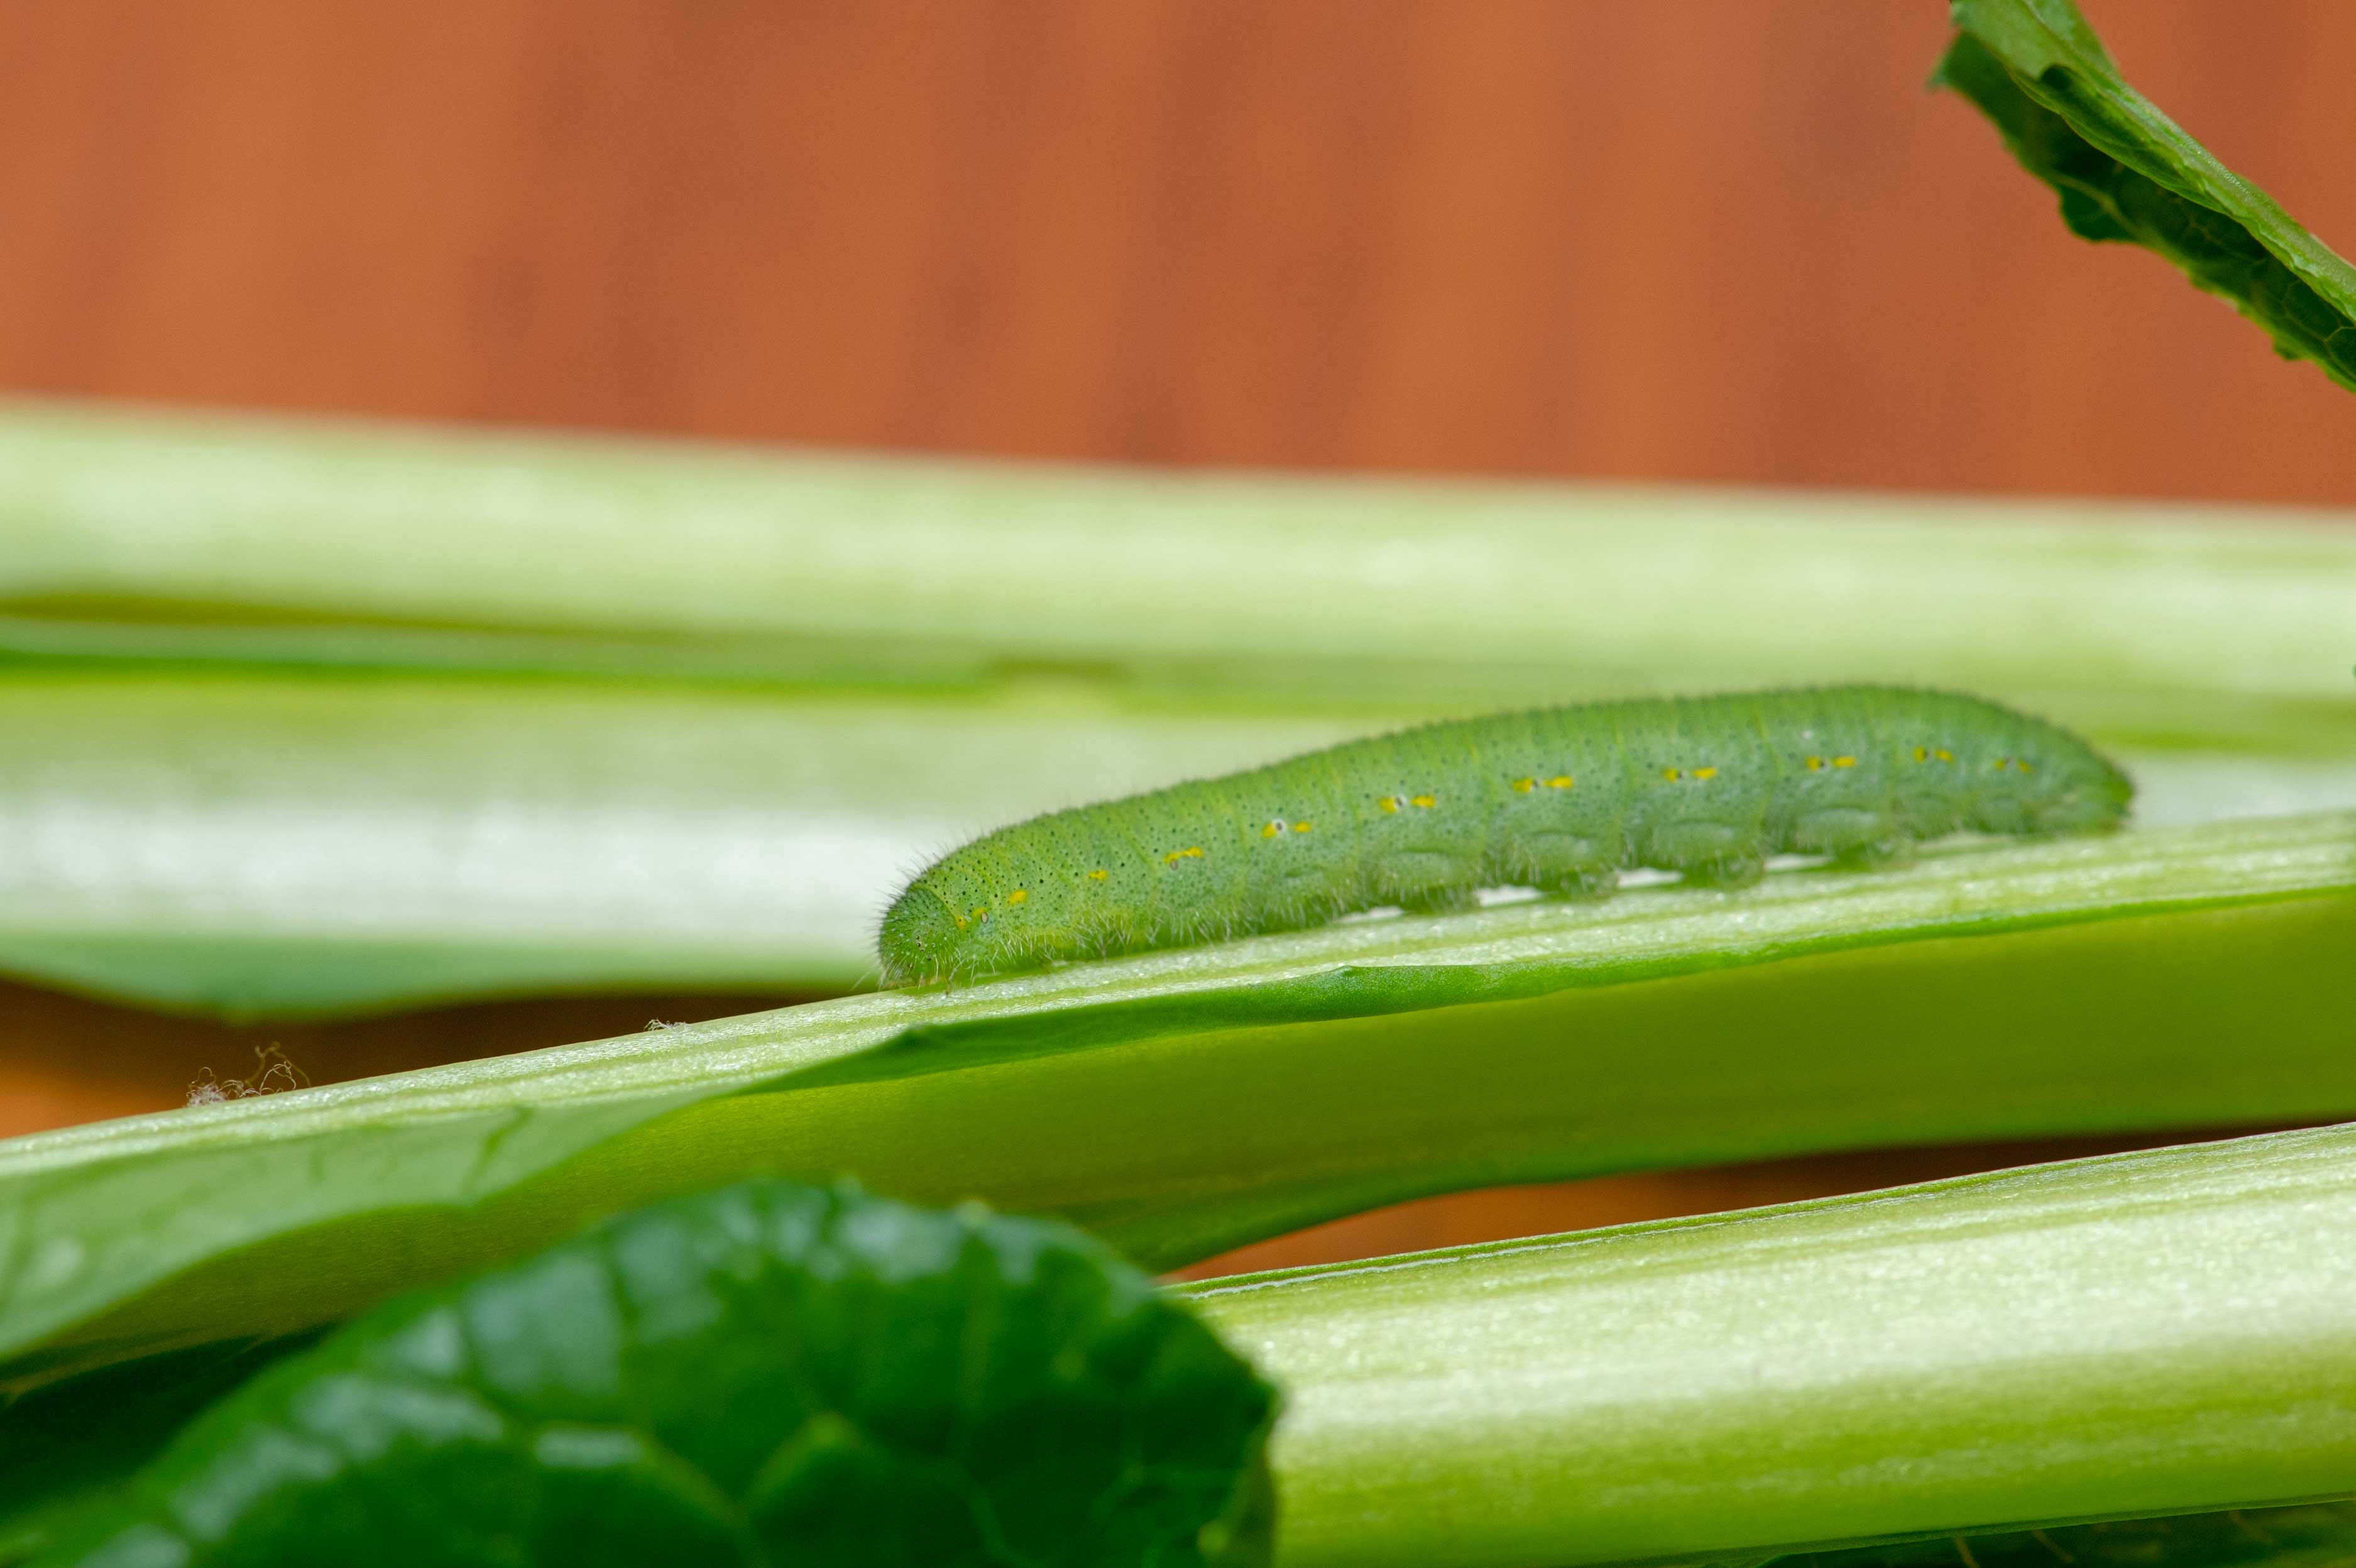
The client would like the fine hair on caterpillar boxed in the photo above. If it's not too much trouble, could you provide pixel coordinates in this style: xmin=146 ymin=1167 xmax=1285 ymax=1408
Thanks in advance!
xmin=877 ymin=685 xmax=2134 ymax=987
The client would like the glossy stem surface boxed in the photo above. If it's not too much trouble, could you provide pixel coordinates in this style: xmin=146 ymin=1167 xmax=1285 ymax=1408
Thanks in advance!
xmin=0 ymin=813 xmax=2348 ymax=1390
xmin=1191 ymin=1124 xmax=2356 ymax=1568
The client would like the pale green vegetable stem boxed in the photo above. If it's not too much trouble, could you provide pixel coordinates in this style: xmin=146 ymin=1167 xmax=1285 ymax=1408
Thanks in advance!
xmin=3 ymin=400 xmax=2353 ymax=1016
xmin=0 ymin=812 xmax=2348 ymax=1392
xmin=1193 ymin=1124 xmax=2356 ymax=1568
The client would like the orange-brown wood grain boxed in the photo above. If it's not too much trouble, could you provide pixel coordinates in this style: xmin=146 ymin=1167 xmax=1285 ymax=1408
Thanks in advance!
xmin=0 ymin=2 xmax=2351 ymax=497
xmin=1166 ymin=1130 xmax=2293 ymax=1280
xmin=1 ymin=1 xmax=2349 ymax=1268
xmin=0 ymin=984 xmax=819 ymax=1142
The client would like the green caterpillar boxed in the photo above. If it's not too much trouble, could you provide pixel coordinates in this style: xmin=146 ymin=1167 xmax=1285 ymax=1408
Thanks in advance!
xmin=879 ymin=685 xmax=2133 ymax=986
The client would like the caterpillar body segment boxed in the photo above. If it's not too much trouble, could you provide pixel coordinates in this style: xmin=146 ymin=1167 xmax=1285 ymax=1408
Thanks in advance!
xmin=877 ymin=686 xmax=2133 ymax=986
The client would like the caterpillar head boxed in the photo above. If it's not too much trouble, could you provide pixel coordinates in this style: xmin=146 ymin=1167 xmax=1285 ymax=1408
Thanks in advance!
xmin=877 ymin=875 xmax=970 ymax=987
xmin=2025 ymin=726 xmax=2138 ymax=835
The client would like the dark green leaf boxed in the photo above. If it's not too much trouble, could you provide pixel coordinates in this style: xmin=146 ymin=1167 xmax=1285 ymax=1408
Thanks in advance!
xmin=27 ymin=1181 xmax=1277 ymax=1568
xmin=1937 ymin=0 xmax=2356 ymax=392
xmin=0 ymin=1338 xmax=319 ymax=1565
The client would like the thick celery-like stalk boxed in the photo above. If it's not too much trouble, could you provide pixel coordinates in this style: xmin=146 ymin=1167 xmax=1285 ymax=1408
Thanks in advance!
xmin=0 ymin=813 xmax=2347 ymax=1392
xmin=0 ymin=671 xmax=2338 ymax=1017
xmin=1193 ymin=1124 xmax=2356 ymax=1568
xmin=3 ymin=400 xmax=2352 ymax=748
xmin=1 ymin=401 xmax=2352 ymax=1016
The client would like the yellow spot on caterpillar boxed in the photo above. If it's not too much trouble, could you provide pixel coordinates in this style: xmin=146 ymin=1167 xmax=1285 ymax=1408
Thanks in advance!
xmin=1411 ymin=794 xmax=1437 ymax=808
xmin=1692 ymin=766 xmax=1718 ymax=781
xmin=1511 ymin=777 xmax=1535 ymax=792
xmin=1292 ymin=820 xmax=1312 ymax=832
xmin=1935 ymin=748 xmax=1953 ymax=762
xmin=1914 ymin=747 xmax=1929 ymax=762
xmin=2017 ymin=759 xmax=2034 ymax=773
xmin=1262 ymin=821 xmax=1281 ymax=838
xmin=1993 ymin=757 xmax=2010 ymax=771
xmin=1379 ymin=796 xmax=1400 ymax=813
xmin=1662 ymin=767 xmax=1682 ymax=781
xmin=953 ymin=913 xmax=969 ymax=929
xmin=1833 ymin=755 xmax=1856 ymax=769
xmin=1805 ymin=756 xmax=1824 ymax=770
xmin=1007 ymin=889 xmax=1027 ymax=904
xmin=1087 ymin=869 xmax=1108 ymax=881
xmin=1548 ymin=775 xmax=1574 ymax=789
xmin=1158 ymin=845 xmax=1205 ymax=867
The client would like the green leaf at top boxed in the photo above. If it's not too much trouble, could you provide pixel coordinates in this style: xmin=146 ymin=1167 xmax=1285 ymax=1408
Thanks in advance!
xmin=29 ymin=1180 xmax=1278 ymax=1568
xmin=1937 ymin=0 xmax=2356 ymax=392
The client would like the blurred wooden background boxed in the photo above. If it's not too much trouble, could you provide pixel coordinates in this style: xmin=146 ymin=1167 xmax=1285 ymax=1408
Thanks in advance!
xmin=1 ymin=0 xmax=2351 ymax=1266
xmin=7 ymin=1 xmax=2356 ymax=498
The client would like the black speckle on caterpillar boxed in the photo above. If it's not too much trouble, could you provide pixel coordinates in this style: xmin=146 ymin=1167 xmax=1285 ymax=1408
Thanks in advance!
xmin=877 ymin=684 xmax=2134 ymax=987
